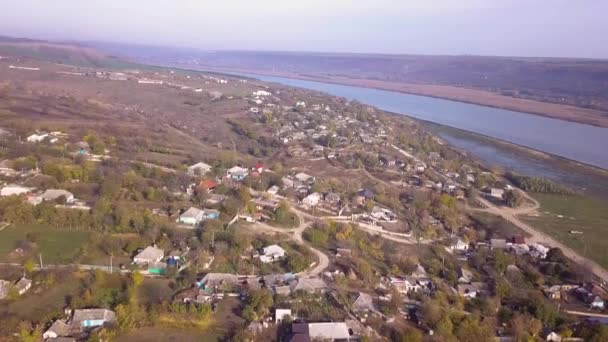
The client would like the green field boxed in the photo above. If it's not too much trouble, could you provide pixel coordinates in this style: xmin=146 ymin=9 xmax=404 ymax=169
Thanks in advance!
xmin=0 ymin=224 xmax=90 ymax=263
xmin=523 ymin=193 xmax=608 ymax=268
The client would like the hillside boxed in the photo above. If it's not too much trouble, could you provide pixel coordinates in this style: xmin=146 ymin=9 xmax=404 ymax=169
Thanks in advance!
xmin=98 ymin=45 xmax=608 ymax=127
xmin=0 ymin=36 xmax=134 ymax=68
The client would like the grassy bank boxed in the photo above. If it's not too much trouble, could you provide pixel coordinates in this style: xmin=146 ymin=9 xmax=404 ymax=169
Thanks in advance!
xmin=523 ymin=193 xmax=608 ymax=269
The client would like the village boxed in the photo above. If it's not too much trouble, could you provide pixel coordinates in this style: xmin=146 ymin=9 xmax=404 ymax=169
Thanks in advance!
xmin=0 ymin=55 xmax=607 ymax=342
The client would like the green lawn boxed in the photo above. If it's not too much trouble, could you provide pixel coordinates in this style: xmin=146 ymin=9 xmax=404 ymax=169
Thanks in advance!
xmin=0 ymin=224 xmax=90 ymax=263
xmin=523 ymin=193 xmax=608 ymax=268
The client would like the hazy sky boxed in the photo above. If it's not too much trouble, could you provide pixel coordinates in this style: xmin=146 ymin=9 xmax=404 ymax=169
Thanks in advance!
xmin=0 ymin=0 xmax=606 ymax=58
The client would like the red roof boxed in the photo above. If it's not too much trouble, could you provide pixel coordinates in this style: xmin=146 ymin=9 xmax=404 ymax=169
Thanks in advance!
xmin=254 ymin=163 xmax=264 ymax=169
xmin=199 ymin=179 xmax=218 ymax=190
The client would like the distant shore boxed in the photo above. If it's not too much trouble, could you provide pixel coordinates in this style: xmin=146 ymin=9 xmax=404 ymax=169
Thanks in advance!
xmin=418 ymin=120 xmax=608 ymax=198
xmin=189 ymin=66 xmax=608 ymax=128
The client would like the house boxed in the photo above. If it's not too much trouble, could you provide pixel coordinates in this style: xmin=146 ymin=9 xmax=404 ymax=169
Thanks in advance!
xmin=530 ymin=243 xmax=550 ymax=259
xmin=188 ymin=162 xmax=212 ymax=176
xmin=490 ymin=188 xmax=505 ymax=199
xmin=198 ymin=179 xmax=218 ymax=192
xmin=275 ymin=309 xmax=292 ymax=324
xmin=227 ymin=166 xmax=249 ymax=181
xmin=133 ymin=246 xmax=164 ymax=265
xmin=294 ymin=172 xmax=315 ymax=183
xmin=75 ymin=141 xmax=90 ymax=155
xmin=282 ymin=177 xmax=295 ymax=188
xmin=252 ymin=163 xmax=264 ymax=174
xmin=26 ymin=133 xmax=49 ymax=143
xmin=260 ymin=245 xmax=286 ymax=263
xmin=450 ymin=238 xmax=469 ymax=252
xmin=267 ymin=185 xmax=280 ymax=196
xmin=390 ymin=277 xmax=421 ymax=293
xmin=352 ymin=292 xmax=375 ymax=312
xmin=72 ymin=308 xmax=116 ymax=328
xmin=43 ymin=319 xmax=71 ymax=339
xmin=302 ymin=192 xmax=322 ymax=206
xmin=177 ymin=207 xmax=204 ymax=226
xmin=324 ymin=192 xmax=341 ymax=205
xmin=543 ymin=285 xmax=562 ymax=300
xmin=356 ymin=189 xmax=374 ymax=204
xmin=542 ymin=330 xmax=562 ymax=342
xmin=290 ymin=278 xmax=328 ymax=294
xmin=289 ymin=322 xmax=353 ymax=341
xmin=40 ymin=189 xmax=75 ymax=203
xmin=274 ymin=285 xmax=291 ymax=296
xmin=370 ymin=206 xmax=397 ymax=222
xmin=253 ymin=90 xmax=272 ymax=97
xmin=590 ymin=296 xmax=605 ymax=309
xmin=0 ymin=184 xmax=34 ymax=197
xmin=457 ymin=267 xmax=473 ymax=284
xmin=490 ymin=239 xmax=508 ymax=250
xmin=199 ymin=273 xmax=239 ymax=290
xmin=14 ymin=277 xmax=31 ymax=295
xmin=203 ymin=209 xmax=220 ymax=220
xmin=0 ymin=279 xmax=10 ymax=300
xmin=457 ymin=282 xmax=487 ymax=299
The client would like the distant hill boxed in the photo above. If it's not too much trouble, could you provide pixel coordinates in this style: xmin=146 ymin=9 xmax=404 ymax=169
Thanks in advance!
xmin=0 ymin=35 xmax=134 ymax=68
xmin=91 ymin=43 xmax=608 ymax=125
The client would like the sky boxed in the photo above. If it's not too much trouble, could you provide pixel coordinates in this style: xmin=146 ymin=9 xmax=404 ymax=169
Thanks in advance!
xmin=0 ymin=0 xmax=606 ymax=58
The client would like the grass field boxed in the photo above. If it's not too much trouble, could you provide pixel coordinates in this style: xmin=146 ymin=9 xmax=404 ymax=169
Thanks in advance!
xmin=469 ymin=212 xmax=530 ymax=239
xmin=523 ymin=193 xmax=608 ymax=268
xmin=0 ymin=224 xmax=90 ymax=263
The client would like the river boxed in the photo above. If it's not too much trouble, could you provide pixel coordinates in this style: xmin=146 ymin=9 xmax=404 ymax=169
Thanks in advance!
xmin=240 ymin=74 xmax=608 ymax=171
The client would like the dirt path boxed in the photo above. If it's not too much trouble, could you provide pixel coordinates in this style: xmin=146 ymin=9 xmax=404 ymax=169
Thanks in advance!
xmin=472 ymin=196 xmax=608 ymax=282
xmin=248 ymin=211 xmax=329 ymax=278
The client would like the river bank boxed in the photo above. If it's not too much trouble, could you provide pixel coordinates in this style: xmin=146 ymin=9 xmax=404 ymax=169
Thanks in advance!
xmin=186 ymin=66 xmax=608 ymax=128
xmin=422 ymin=121 xmax=608 ymax=199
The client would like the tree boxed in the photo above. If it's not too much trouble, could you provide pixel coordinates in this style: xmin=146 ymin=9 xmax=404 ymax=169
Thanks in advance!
xmin=24 ymin=259 xmax=35 ymax=274
xmin=131 ymin=271 xmax=144 ymax=287
xmin=503 ymin=190 xmax=524 ymax=208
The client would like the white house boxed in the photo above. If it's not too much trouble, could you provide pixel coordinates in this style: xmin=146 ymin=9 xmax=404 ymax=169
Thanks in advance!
xmin=450 ymin=238 xmax=469 ymax=252
xmin=227 ymin=166 xmax=249 ymax=181
xmin=294 ymin=172 xmax=315 ymax=183
xmin=14 ymin=277 xmax=31 ymax=295
xmin=275 ymin=309 xmax=292 ymax=323
xmin=43 ymin=320 xmax=71 ymax=339
xmin=26 ymin=133 xmax=48 ymax=143
xmin=177 ymin=207 xmax=205 ymax=226
xmin=267 ymin=185 xmax=280 ymax=196
xmin=133 ymin=246 xmax=164 ymax=265
xmin=307 ymin=322 xmax=352 ymax=341
xmin=40 ymin=189 xmax=75 ymax=203
xmin=0 ymin=184 xmax=34 ymax=197
xmin=260 ymin=245 xmax=286 ymax=263
xmin=72 ymin=308 xmax=116 ymax=328
xmin=295 ymin=101 xmax=306 ymax=107
xmin=302 ymin=192 xmax=322 ymax=206
xmin=253 ymin=90 xmax=272 ymax=97
xmin=490 ymin=188 xmax=505 ymax=199
xmin=187 ymin=162 xmax=212 ymax=176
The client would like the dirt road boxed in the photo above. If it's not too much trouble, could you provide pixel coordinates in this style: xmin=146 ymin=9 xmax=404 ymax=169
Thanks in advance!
xmin=473 ymin=196 xmax=608 ymax=282
xmin=248 ymin=211 xmax=329 ymax=278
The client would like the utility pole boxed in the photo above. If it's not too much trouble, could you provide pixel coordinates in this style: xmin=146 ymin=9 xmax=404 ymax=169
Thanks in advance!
xmin=110 ymin=253 xmax=113 ymax=274
xmin=211 ymin=231 xmax=215 ymax=249
xmin=39 ymin=253 xmax=43 ymax=270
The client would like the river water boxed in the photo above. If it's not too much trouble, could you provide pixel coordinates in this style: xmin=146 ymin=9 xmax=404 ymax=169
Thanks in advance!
xmin=242 ymin=74 xmax=608 ymax=170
